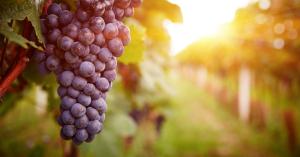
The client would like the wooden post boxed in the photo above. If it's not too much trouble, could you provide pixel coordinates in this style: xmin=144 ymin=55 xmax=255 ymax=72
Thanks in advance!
xmin=238 ymin=66 xmax=251 ymax=122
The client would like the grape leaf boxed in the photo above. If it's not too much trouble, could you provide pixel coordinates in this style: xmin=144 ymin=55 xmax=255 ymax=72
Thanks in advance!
xmin=0 ymin=0 xmax=44 ymax=48
xmin=118 ymin=21 xmax=146 ymax=64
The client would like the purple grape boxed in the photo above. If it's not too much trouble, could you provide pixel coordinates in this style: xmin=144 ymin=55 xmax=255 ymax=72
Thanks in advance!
xmin=99 ymin=113 xmax=106 ymax=123
xmin=67 ymin=86 xmax=80 ymax=98
xmin=78 ymin=28 xmax=95 ymax=45
xmin=91 ymin=98 xmax=107 ymax=113
xmin=72 ymin=76 xmax=88 ymax=90
xmin=74 ymin=129 xmax=89 ymax=142
xmin=47 ymin=28 xmax=61 ymax=43
xmin=46 ymin=55 xmax=60 ymax=71
xmin=93 ymin=1 xmax=105 ymax=16
xmin=64 ymin=51 xmax=79 ymax=64
xmin=77 ymin=93 xmax=92 ymax=106
xmin=87 ymin=120 xmax=102 ymax=134
xmin=71 ymin=42 xmax=90 ymax=57
xmin=40 ymin=19 xmax=48 ymax=34
xmin=38 ymin=62 xmax=50 ymax=75
xmin=115 ymin=0 xmax=131 ymax=9
xmin=98 ymin=48 xmax=112 ymax=62
xmin=94 ymin=33 xmax=105 ymax=46
xmin=58 ymin=71 xmax=74 ymax=87
xmin=83 ymin=83 xmax=96 ymax=96
xmin=62 ymin=125 xmax=76 ymax=138
xmin=45 ymin=44 xmax=55 ymax=55
xmin=91 ymin=89 xmax=101 ymax=99
xmin=62 ymin=23 xmax=79 ymax=39
xmin=76 ymin=8 xmax=90 ymax=22
xmin=47 ymin=14 xmax=59 ymax=28
xmin=57 ymin=36 xmax=73 ymax=51
xmin=103 ymin=70 xmax=116 ymax=82
xmin=59 ymin=10 xmax=73 ymax=26
xmin=89 ymin=17 xmax=105 ymax=33
xmin=95 ymin=77 xmax=110 ymax=91
xmin=104 ymin=9 xmax=116 ymax=23
xmin=124 ymin=7 xmax=134 ymax=17
xmin=108 ymin=38 xmax=124 ymax=57
xmin=79 ymin=61 xmax=95 ymax=77
xmin=84 ymin=54 xmax=97 ymax=62
xmin=48 ymin=3 xmax=62 ymax=15
xmin=57 ymin=86 xmax=67 ymax=97
xmin=71 ymin=103 xmax=86 ymax=118
xmin=75 ymin=115 xmax=89 ymax=128
xmin=61 ymin=96 xmax=76 ymax=109
xmin=105 ymin=57 xmax=117 ymax=70
xmin=33 ymin=51 xmax=46 ymax=62
xmin=94 ymin=60 xmax=106 ymax=72
xmin=131 ymin=0 xmax=142 ymax=7
xmin=61 ymin=110 xmax=75 ymax=124
xmin=118 ymin=24 xmax=131 ymax=45
xmin=80 ymin=0 xmax=95 ymax=8
xmin=103 ymin=23 xmax=119 ymax=40
xmin=86 ymin=107 xmax=100 ymax=120
xmin=57 ymin=115 xmax=64 ymax=126
xmin=90 ymin=44 xmax=101 ymax=55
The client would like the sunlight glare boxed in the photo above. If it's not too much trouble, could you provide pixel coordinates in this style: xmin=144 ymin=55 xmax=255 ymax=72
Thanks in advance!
xmin=166 ymin=0 xmax=250 ymax=55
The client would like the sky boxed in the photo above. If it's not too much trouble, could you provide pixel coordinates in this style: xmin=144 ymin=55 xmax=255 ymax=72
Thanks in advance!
xmin=166 ymin=0 xmax=252 ymax=55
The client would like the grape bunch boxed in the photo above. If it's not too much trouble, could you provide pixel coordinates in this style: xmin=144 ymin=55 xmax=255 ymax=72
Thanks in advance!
xmin=34 ymin=0 xmax=142 ymax=144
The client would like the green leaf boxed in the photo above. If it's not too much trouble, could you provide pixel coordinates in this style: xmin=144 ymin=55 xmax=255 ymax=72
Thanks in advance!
xmin=0 ymin=22 xmax=41 ymax=49
xmin=118 ymin=21 xmax=146 ymax=64
xmin=0 ymin=0 xmax=44 ymax=47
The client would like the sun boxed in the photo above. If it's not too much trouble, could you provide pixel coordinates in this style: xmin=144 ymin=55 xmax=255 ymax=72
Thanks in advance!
xmin=166 ymin=0 xmax=251 ymax=55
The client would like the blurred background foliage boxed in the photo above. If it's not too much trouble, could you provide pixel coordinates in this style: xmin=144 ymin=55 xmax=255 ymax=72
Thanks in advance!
xmin=0 ymin=0 xmax=300 ymax=157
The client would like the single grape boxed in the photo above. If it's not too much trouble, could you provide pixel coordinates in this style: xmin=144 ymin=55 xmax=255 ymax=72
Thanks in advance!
xmin=103 ymin=23 xmax=119 ymax=40
xmin=91 ymin=89 xmax=101 ymax=99
xmin=48 ymin=28 xmax=61 ymax=43
xmin=72 ymin=76 xmax=88 ymax=90
xmin=61 ymin=110 xmax=75 ymax=124
xmin=45 ymin=44 xmax=55 ymax=55
xmin=83 ymin=83 xmax=96 ymax=96
xmin=71 ymin=42 xmax=90 ymax=57
xmin=86 ymin=107 xmax=100 ymax=120
xmin=75 ymin=115 xmax=89 ymax=128
xmin=115 ymin=0 xmax=131 ymax=9
xmin=94 ymin=60 xmax=106 ymax=72
xmin=62 ymin=125 xmax=76 ymax=138
xmin=46 ymin=55 xmax=60 ymax=71
xmin=95 ymin=77 xmax=110 ymax=91
xmin=94 ymin=33 xmax=106 ymax=46
xmin=58 ymin=71 xmax=74 ymax=87
xmin=64 ymin=51 xmax=79 ymax=64
xmin=89 ymin=17 xmax=105 ymax=34
xmin=90 ymin=44 xmax=101 ymax=55
xmin=91 ymin=98 xmax=107 ymax=113
xmin=108 ymin=38 xmax=124 ymax=57
xmin=71 ymin=103 xmax=87 ymax=118
xmin=78 ymin=28 xmax=95 ymax=45
xmin=47 ymin=14 xmax=59 ymax=28
xmin=98 ymin=48 xmax=112 ymax=62
xmin=103 ymin=69 xmax=116 ymax=82
xmin=124 ymin=7 xmax=134 ymax=17
xmin=67 ymin=86 xmax=80 ymax=98
xmin=38 ymin=62 xmax=50 ymax=75
xmin=79 ymin=61 xmax=95 ymax=77
xmin=103 ymin=9 xmax=115 ymax=23
xmin=61 ymin=96 xmax=76 ymax=110
xmin=33 ymin=51 xmax=46 ymax=62
xmin=74 ymin=129 xmax=89 ymax=142
xmin=57 ymin=86 xmax=67 ymax=97
xmin=77 ymin=93 xmax=92 ymax=106
xmin=59 ymin=10 xmax=73 ymax=26
xmin=87 ymin=120 xmax=102 ymax=134
xmin=76 ymin=8 xmax=90 ymax=22
xmin=118 ymin=24 xmax=131 ymax=45
xmin=105 ymin=57 xmax=117 ymax=70
xmin=62 ymin=23 xmax=79 ymax=39
xmin=57 ymin=36 xmax=74 ymax=51
xmin=48 ymin=3 xmax=62 ymax=15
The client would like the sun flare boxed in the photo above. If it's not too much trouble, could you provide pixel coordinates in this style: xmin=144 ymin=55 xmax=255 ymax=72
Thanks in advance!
xmin=166 ymin=0 xmax=251 ymax=55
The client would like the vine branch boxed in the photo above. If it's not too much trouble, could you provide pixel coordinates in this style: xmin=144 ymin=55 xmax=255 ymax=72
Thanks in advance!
xmin=0 ymin=20 xmax=31 ymax=98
